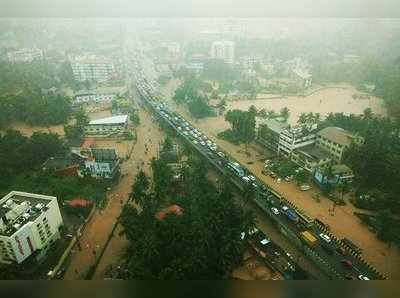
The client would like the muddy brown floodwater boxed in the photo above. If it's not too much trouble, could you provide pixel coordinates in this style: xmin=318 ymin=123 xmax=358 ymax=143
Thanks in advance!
xmin=171 ymin=100 xmax=399 ymax=280
xmin=63 ymin=106 xmax=166 ymax=280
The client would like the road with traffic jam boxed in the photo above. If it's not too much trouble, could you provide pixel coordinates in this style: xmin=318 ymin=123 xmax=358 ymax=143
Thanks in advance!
xmin=128 ymin=49 xmax=384 ymax=280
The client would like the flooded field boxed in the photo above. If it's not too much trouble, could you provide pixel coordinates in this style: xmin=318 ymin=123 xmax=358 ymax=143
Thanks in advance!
xmin=229 ymin=84 xmax=386 ymax=125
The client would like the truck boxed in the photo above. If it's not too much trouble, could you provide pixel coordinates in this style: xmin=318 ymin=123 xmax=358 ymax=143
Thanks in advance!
xmin=300 ymin=231 xmax=318 ymax=248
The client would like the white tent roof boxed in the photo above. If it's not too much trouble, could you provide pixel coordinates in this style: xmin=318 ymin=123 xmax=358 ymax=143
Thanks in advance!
xmin=89 ymin=115 xmax=128 ymax=125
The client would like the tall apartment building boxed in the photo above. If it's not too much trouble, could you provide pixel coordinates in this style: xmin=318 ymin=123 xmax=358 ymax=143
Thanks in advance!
xmin=7 ymin=48 xmax=43 ymax=63
xmin=210 ymin=41 xmax=235 ymax=64
xmin=0 ymin=191 xmax=63 ymax=264
xmin=70 ymin=55 xmax=116 ymax=82
xmin=278 ymin=124 xmax=318 ymax=157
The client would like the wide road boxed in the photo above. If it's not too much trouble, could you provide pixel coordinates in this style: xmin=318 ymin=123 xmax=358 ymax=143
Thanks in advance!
xmin=130 ymin=51 xmax=384 ymax=280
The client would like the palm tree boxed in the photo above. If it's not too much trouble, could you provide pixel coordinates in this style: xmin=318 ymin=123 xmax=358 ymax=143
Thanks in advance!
xmin=280 ymin=107 xmax=290 ymax=120
xmin=297 ymin=112 xmax=307 ymax=124
xmin=266 ymin=110 xmax=276 ymax=119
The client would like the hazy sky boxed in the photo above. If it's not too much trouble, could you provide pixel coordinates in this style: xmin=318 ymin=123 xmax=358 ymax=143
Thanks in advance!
xmin=1 ymin=0 xmax=400 ymax=18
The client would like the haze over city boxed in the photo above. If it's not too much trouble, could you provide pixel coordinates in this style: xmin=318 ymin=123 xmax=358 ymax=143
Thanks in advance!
xmin=0 ymin=0 xmax=400 ymax=285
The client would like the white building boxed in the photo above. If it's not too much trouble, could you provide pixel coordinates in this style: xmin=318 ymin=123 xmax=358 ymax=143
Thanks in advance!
xmin=210 ymin=41 xmax=235 ymax=64
xmin=7 ymin=48 xmax=43 ymax=63
xmin=85 ymin=115 xmax=128 ymax=136
xmin=70 ymin=55 xmax=116 ymax=83
xmin=83 ymin=148 xmax=120 ymax=179
xmin=0 ymin=191 xmax=63 ymax=264
xmin=74 ymin=86 xmax=128 ymax=105
xmin=278 ymin=124 xmax=318 ymax=157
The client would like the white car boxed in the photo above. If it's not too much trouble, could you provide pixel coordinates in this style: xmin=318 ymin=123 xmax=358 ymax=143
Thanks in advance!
xmin=217 ymin=152 xmax=225 ymax=158
xmin=193 ymin=140 xmax=198 ymax=145
xmin=281 ymin=206 xmax=289 ymax=212
xmin=319 ymin=233 xmax=331 ymax=243
xmin=177 ymin=126 xmax=182 ymax=130
xmin=183 ymin=131 xmax=189 ymax=136
xmin=242 ymin=176 xmax=251 ymax=183
xmin=271 ymin=207 xmax=280 ymax=215
xmin=358 ymin=274 xmax=370 ymax=281
xmin=200 ymin=141 xmax=206 ymax=146
xmin=248 ymin=175 xmax=256 ymax=181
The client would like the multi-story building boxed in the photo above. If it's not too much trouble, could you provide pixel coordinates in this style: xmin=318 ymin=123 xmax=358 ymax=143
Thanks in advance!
xmin=256 ymin=117 xmax=289 ymax=153
xmin=316 ymin=127 xmax=364 ymax=163
xmin=70 ymin=55 xmax=116 ymax=82
xmin=7 ymin=48 xmax=43 ymax=63
xmin=0 ymin=191 xmax=63 ymax=265
xmin=210 ymin=41 xmax=235 ymax=64
xmin=290 ymin=144 xmax=331 ymax=173
xmin=278 ymin=124 xmax=318 ymax=157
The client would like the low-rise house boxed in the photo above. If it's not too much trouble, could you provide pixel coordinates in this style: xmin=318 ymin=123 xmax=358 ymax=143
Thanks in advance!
xmin=85 ymin=115 xmax=128 ymax=136
xmin=83 ymin=148 xmax=120 ymax=179
xmin=74 ymin=86 xmax=127 ymax=105
xmin=0 ymin=191 xmax=63 ymax=265
xmin=313 ymin=164 xmax=354 ymax=189
xmin=291 ymin=68 xmax=312 ymax=90
xmin=316 ymin=127 xmax=364 ymax=163
xmin=7 ymin=48 xmax=43 ymax=63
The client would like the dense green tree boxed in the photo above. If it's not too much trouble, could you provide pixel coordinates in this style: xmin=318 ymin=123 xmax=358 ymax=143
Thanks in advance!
xmin=130 ymin=170 xmax=150 ymax=206
xmin=280 ymin=107 xmax=290 ymax=120
xmin=120 ymin=154 xmax=255 ymax=279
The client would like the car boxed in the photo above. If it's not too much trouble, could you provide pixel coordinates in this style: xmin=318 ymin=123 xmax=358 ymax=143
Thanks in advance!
xmin=177 ymin=126 xmax=182 ymax=130
xmin=248 ymin=175 xmax=256 ymax=181
xmin=217 ymin=152 xmax=225 ymax=158
xmin=284 ymin=176 xmax=293 ymax=182
xmin=340 ymin=259 xmax=353 ymax=269
xmin=271 ymin=207 xmax=280 ymax=215
xmin=183 ymin=131 xmax=189 ymax=136
xmin=335 ymin=247 xmax=347 ymax=256
xmin=319 ymin=233 xmax=331 ymax=243
xmin=358 ymin=274 xmax=370 ymax=280
xmin=300 ymin=184 xmax=311 ymax=191
xmin=240 ymin=232 xmax=246 ymax=240
xmin=200 ymin=141 xmax=206 ymax=146
xmin=242 ymin=176 xmax=251 ymax=183
xmin=281 ymin=205 xmax=289 ymax=212
xmin=276 ymin=178 xmax=282 ymax=183
xmin=193 ymin=140 xmax=198 ymax=145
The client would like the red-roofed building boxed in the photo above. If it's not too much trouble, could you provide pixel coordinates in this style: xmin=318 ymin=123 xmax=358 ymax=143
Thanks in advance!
xmin=155 ymin=204 xmax=184 ymax=221
xmin=67 ymin=198 xmax=93 ymax=208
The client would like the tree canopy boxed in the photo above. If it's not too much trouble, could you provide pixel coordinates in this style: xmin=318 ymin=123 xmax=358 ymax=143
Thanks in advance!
xmin=120 ymin=154 xmax=255 ymax=279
